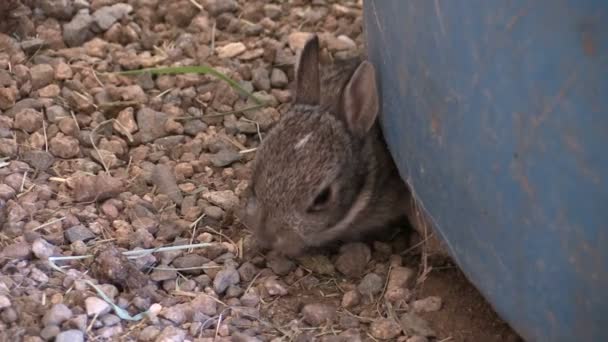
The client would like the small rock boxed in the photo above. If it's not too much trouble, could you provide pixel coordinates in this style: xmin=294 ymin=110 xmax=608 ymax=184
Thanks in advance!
xmin=69 ymin=174 xmax=123 ymax=202
xmin=138 ymin=326 xmax=160 ymax=341
xmin=0 ymin=87 xmax=17 ymax=110
xmin=288 ymin=31 xmax=314 ymax=52
xmin=0 ymin=184 xmax=15 ymax=200
xmin=40 ymin=325 xmax=61 ymax=340
xmin=206 ymin=0 xmax=238 ymax=15
xmin=63 ymin=10 xmax=94 ymax=47
xmin=55 ymin=330 xmax=84 ymax=342
xmin=270 ymin=68 xmax=288 ymax=88
xmin=55 ymin=63 xmax=74 ymax=80
xmin=202 ymin=190 xmax=239 ymax=211
xmin=150 ymin=267 xmax=178 ymax=282
xmin=136 ymin=108 xmax=169 ymax=143
xmin=263 ymin=4 xmax=282 ymax=19
xmin=240 ymin=291 xmax=260 ymax=307
xmin=237 ymin=262 xmax=258 ymax=282
xmin=114 ymin=107 xmax=137 ymax=134
xmin=65 ymin=225 xmax=96 ymax=243
xmin=160 ymin=304 xmax=188 ymax=325
xmin=203 ymin=205 xmax=224 ymax=220
xmin=191 ymin=293 xmax=217 ymax=316
xmin=151 ymin=164 xmax=183 ymax=205
xmin=0 ymin=295 xmax=11 ymax=309
xmin=370 ymin=319 xmax=402 ymax=340
xmin=14 ymin=108 xmax=43 ymax=133
xmin=155 ymin=326 xmax=186 ymax=342
xmin=252 ymin=67 xmax=270 ymax=91
xmin=335 ymin=242 xmax=371 ymax=278
xmin=400 ymin=312 xmax=436 ymax=337
xmin=216 ymin=42 xmax=246 ymax=59
xmin=0 ymin=138 xmax=18 ymax=157
xmin=42 ymin=303 xmax=73 ymax=326
xmin=210 ymin=149 xmax=241 ymax=167
xmin=263 ymin=277 xmax=288 ymax=296
xmin=32 ymin=238 xmax=56 ymax=259
xmin=296 ymin=254 xmax=335 ymax=276
xmin=357 ymin=273 xmax=384 ymax=297
xmin=412 ymin=296 xmax=442 ymax=313
xmin=301 ymin=303 xmax=336 ymax=326
xmin=172 ymin=254 xmax=209 ymax=275
xmin=85 ymin=297 xmax=111 ymax=317
xmin=0 ymin=242 xmax=31 ymax=259
xmin=101 ymin=314 xmax=121 ymax=326
xmin=40 ymin=0 xmax=74 ymax=20
xmin=21 ymin=151 xmax=55 ymax=171
xmin=213 ymin=266 xmax=240 ymax=294
xmin=266 ymin=254 xmax=295 ymax=276
xmin=385 ymin=267 xmax=415 ymax=302
xmin=406 ymin=336 xmax=429 ymax=342
xmin=49 ymin=134 xmax=80 ymax=158
xmin=30 ymin=64 xmax=55 ymax=90
xmin=93 ymin=4 xmax=133 ymax=31
xmin=341 ymin=290 xmax=360 ymax=308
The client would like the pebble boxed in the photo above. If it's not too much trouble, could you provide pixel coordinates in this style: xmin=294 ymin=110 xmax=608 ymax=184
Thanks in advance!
xmin=0 ymin=184 xmax=16 ymax=200
xmin=63 ymin=10 xmax=94 ymax=47
xmin=0 ymin=87 xmax=17 ymax=110
xmin=288 ymin=31 xmax=313 ymax=52
xmin=172 ymin=254 xmax=209 ymax=275
xmin=32 ymin=238 xmax=56 ymax=259
xmin=237 ymin=261 xmax=258 ymax=282
xmin=85 ymin=297 xmax=111 ymax=317
xmin=150 ymin=266 xmax=178 ymax=282
xmin=266 ymin=254 xmax=295 ymax=275
xmin=42 ymin=303 xmax=73 ymax=326
xmin=160 ymin=304 xmax=188 ymax=325
xmin=406 ymin=336 xmax=429 ymax=342
xmin=203 ymin=205 xmax=224 ymax=220
xmin=0 ymin=242 xmax=31 ymax=259
xmin=0 ymin=295 xmax=11 ymax=309
xmin=335 ymin=242 xmax=371 ymax=278
xmin=49 ymin=134 xmax=80 ymax=158
xmin=138 ymin=326 xmax=160 ymax=341
xmin=40 ymin=0 xmax=74 ymax=20
xmin=263 ymin=277 xmax=288 ymax=296
xmin=55 ymin=330 xmax=84 ymax=342
xmin=210 ymin=149 xmax=241 ymax=167
xmin=301 ymin=303 xmax=337 ymax=326
xmin=191 ymin=293 xmax=218 ymax=316
xmin=341 ymin=290 xmax=361 ymax=308
xmin=213 ymin=266 xmax=240 ymax=294
xmin=64 ymin=225 xmax=96 ymax=243
xmin=385 ymin=267 xmax=415 ymax=302
xmin=252 ymin=67 xmax=271 ymax=91
xmin=202 ymin=190 xmax=239 ymax=211
xmin=217 ymin=42 xmax=246 ymax=59
xmin=14 ymin=108 xmax=43 ymax=133
xmin=115 ymin=107 xmax=138 ymax=134
xmin=270 ymin=68 xmax=288 ymax=88
xmin=0 ymin=138 xmax=18 ymax=157
xmin=40 ymin=325 xmax=61 ymax=340
xmin=136 ymin=108 xmax=169 ymax=143
xmin=263 ymin=4 xmax=282 ymax=19
xmin=412 ymin=296 xmax=443 ymax=313
xmin=357 ymin=273 xmax=384 ymax=297
xmin=93 ymin=4 xmax=133 ymax=31
xmin=155 ymin=326 xmax=186 ymax=342
xmin=30 ymin=64 xmax=55 ymax=90
xmin=400 ymin=312 xmax=436 ymax=337
xmin=370 ymin=319 xmax=402 ymax=340
xmin=101 ymin=314 xmax=121 ymax=326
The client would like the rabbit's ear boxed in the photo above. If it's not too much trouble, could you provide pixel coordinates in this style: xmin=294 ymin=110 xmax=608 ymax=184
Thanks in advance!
xmin=295 ymin=35 xmax=320 ymax=105
xmin=343 ymin=61 xmax=379 ymax=136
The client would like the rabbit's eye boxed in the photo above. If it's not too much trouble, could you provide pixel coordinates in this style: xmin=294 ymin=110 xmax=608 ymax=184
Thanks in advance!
xmin=309 ymin=186 xmax=332 ymax=212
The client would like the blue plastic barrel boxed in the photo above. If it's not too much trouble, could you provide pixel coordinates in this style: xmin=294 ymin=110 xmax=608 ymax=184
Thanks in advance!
xmin=362 ymin=1 xmax=608 ymax=341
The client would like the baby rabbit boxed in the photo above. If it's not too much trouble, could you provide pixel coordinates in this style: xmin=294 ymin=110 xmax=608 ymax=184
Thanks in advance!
xmin=242 ymin=34 xmax=409 ymax=257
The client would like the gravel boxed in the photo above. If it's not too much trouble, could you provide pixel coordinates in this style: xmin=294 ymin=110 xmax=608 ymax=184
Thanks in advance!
xmin=0 ymin=1 xmax=503 ymax=341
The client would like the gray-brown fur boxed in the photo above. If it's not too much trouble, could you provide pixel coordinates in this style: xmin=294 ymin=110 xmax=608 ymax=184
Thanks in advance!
xmin=241 ymin=34 xmax=409 ymax=257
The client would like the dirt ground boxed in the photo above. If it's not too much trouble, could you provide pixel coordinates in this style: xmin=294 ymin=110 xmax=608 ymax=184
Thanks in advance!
xmin=0 ymin=0 xmax=522 ymax=341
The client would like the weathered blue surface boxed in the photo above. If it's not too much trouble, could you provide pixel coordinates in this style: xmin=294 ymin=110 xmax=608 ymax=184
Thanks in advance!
xmin=363 ymin=1 xmax=608 ymax=341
